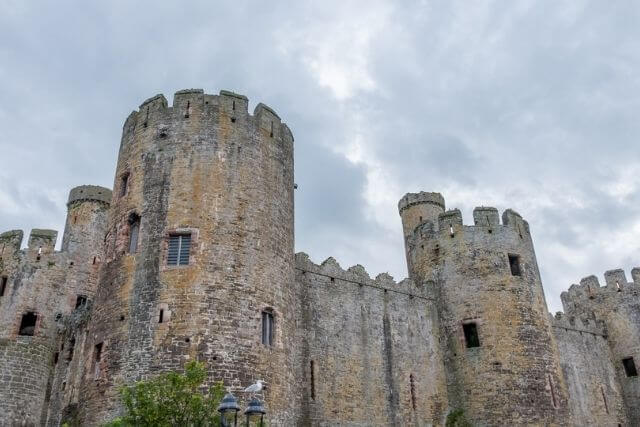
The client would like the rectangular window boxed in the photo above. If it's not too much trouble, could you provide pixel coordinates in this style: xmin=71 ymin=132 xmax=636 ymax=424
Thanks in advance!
xmin=19 ymin=312 xmax=38 ymax=336
xmin=262 ymin=311 xmax=274 ymax=346
xmin=310 ymin=360 xmax=316 ymax=401
xmin=94 ymin=342 xmax=103 ymax=379
xmin=508 ymin=254 xmax=521 ymax=276
xmin=120 ymin=173 xmax=129 ymax=197
xmin=463 ymin=322 xmax=480 ymax=348
xmin=0 ymin=276 xmax=7 ymax=296
xmin=623 ymin=357 xmax=638 ymax=377
xmin=128 ymin=215 xmax=140 ymax=254
xmin=75 ymin=295 xmax=87 ymax=309
xmin=167 ymin=234 xmax=191 ymax=266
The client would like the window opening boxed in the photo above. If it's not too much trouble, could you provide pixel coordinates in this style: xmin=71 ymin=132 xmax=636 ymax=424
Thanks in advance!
xmin=463 ymin=322 xmax=480 ymax=348
xmin=449 ymin=224 xmax=454 ymax=237
xmin=548 ymin=374 xmax=558 ymax=408
xmin=601 ymin=385 xmax=609 ymax=414
xmin=270 ymin=121 xmax=274 ymax=138
xmin=232 ymin=100 xmax=236 ymax=110
xmin=75 ymin=295 xmax=87 ymax=309
xmin=310 ymin=360 xmax=315 ymax=401
xmin=508 ymin=254 xmax=521 ymax=276
xmin=94 ymin=342 xmax=103 ymax=379
xmin=36 ymin=246 xmax=42 ymax=262
xmin=0 ymin=276 xmax=7 ymax=296
xmin=120 ymin=173 xmax=129 ymax=197
xmin=73 ymin=215 xmax=77 ymax=224
xmin=19 ymin=312 xmax=37 ymax=336
xmin=159 ymin=309 xmax=164 ymax=324
xmin=410 ymin=373 xmax=417 ymax=410
xmin=93 ymin=256 xmax=97 ymax=265
xmin=185 ymin=101 xmax=190 ymax=118
xmin=128 ymin=214 xmax=140 ymax=254
xmin=67 ymin=337 xmax=75 ymax=361
xmin=616 ymin=281 xmax=622 ymax=292
xmin=54 ymin=352 xmax=59 ymax=364
xmin=623 ymin=357 xmax=638 ymax=377
xmin=262 ymin=310 xmax=274 ymax=346
xmin=167 ymin=233 xmax=191 ymax=266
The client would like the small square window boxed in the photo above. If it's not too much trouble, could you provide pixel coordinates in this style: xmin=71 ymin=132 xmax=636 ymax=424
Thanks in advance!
xmin=463 ymin=322 xmax=480 ymax=348
xmin=167 ymin=234 xmax=191 ymax=266
xmin=508 ymin=254 xmax=521 ymax=276
xmin=623 ymin=357 xmax=638 ymax=377
xmin=19 ymin=312 xmax=37 ymax=336
xmin=262 ymin=311 xmax=274 ymax=346
xmin=75 ymin=295 xmax=87 ymax=309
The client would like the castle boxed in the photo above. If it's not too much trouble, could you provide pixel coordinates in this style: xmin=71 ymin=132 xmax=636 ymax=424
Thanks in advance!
xmin=0 ymin=88 xmax=638 ymax=426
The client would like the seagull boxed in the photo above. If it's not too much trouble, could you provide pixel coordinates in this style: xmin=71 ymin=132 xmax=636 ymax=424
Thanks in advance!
xmin=244 ymin=380 xmax=265 ymax=396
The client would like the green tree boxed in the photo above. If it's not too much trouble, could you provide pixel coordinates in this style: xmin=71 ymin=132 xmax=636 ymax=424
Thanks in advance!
xmin=104 ymin=360 xmax=225 ymax=427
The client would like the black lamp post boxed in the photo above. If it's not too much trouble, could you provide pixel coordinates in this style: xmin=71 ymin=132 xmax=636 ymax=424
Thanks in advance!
xmin=244 ymin=397 xmax=266 ymax=427
xmin=217 ymin=392 xmax=240 ymax=427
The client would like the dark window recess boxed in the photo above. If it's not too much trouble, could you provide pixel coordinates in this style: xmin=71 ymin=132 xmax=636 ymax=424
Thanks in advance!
xmin=508 ymin=254 xmax=521 ymax=276
xmin=463 ymin=322 xmax=480 ymax=348
xmin=120 ymin=173 xmax=129 ymax=197
xmin=158 ymin=309 xmax=164 ymax=324
xmin=75 ymin=295 xmax=87 ymax=309
xmin=0 ymin=276 xmax=7 ymax=296
xmin=54 ymin=352 xmax=59 ymax=365
xmin=310 ymin=360 xmax=315 ymax=401
xmin=167 ymin=234 xmax=191 ymax=266
xmin=66 ymin=337 xmax=76 ymax=361
xmin=19 ymin=312 xmax=37 ymax=336
xmin=623 ymin=357 xmax=638 ymax=377
xmin=262 ymin=311 xmax=274 ymax=346
xmin=94 ymin=343 xmax=103 ymax=379
xmin=410 ymin=374 xmax=417 ymax=410
xmin=128 ymin=214 xmax=140 ymax=254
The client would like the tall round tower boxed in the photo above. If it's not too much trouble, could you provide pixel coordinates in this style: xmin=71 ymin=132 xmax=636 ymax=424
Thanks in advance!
xmin=399 ymin=192 xmax=569 ymax=425
xmin=79 ymin=89 xmax=296 ymax=425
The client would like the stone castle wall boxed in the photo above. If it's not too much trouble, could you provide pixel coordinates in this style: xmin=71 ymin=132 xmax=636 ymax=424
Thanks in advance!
xmin=1 ymin=88 xmax=639 ymax=426
xmin=551 ymin=312 xmax=627 ymax=425
xmin=294 ymin=253 xmax=448 ymax=426
xmin=76 ymin=89 xmax=297 ymax=426
xmin=400 ymin=194 xmax=570 ymax=425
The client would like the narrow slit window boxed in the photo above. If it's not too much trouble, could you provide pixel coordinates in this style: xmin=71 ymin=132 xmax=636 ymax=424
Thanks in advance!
xmin=310 ymin=360 xmax=315 ymax=401
xmin=463 ymin=322 xmax=480 ymax=348
xmin=128 ymin=214 xmax=140 ymax=254
xmin=75 ymin=295 xmax=87 ymax=309
xmin=94 ymin=342 xmax=103 ymax=379
xmin=548 ymin=374 xmax=558 ymax=408
xmin=261 ymin=310 xmax=274 ymax=346
xmin=601 ymin=385 xmax=609 ymax=414
xmin=19 ymin=312 xmax=37 ymax=336
xmin=120 ymin=173 xmax=129 ymax=197
xmin=167 ymin=233 xmax=191 ymax=266
xmin=159 ymin=309 xmax=164 ymax=324
xmin=410 ymin=374 xmax=417 ymax=410
xmin=66 ymin=337 xmax=76 ymax=361
xmin=508 ymin=254 xmax=521 ymax=276
xmin=623 ymin=357 xmax=638 ymax=377
xmin=0 ymin=276 xmax=7 ymax=296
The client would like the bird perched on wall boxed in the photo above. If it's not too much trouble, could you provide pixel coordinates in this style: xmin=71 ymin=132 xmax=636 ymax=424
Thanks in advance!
xmin=244 ymin=380 xmax=265 ymax=396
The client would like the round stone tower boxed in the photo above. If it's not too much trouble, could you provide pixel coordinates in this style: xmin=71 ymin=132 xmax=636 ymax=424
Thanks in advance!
xmin=399 ymin=192 xmax=569 ymax=425
xmin=78 ymin=89 xmax=296 ymax=425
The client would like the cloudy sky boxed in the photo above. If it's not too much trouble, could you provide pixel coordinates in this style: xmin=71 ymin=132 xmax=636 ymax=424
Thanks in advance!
xmin=1 ymin=1 xmax=639 ymax=312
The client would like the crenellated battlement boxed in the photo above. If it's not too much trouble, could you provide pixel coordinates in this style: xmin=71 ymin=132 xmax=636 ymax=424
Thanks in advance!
xmin=122 ymin=89 xmax=291 ymax=143
xmin=408 ymin=205 xmax=530 ymax=242
xmin=398 ymin=191 xmax=445 ymax=214
xmin=295 ymin=252 xmax=430 ymax=299
xmin=67 ymin=185 xmax=112 ymax=207
xmin=550 ymin=311 xmax=607 ymax=337
xmin=560 ymin=267 xmax=640 ymax=312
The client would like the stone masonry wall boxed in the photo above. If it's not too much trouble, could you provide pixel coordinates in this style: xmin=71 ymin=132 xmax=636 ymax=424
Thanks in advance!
xmin=294 ymin=253 xmax=448 ymax=426
xmin=551 ymin=313 xmax=627 ymax=425
xmin=561 ymin=269 xmax=640 ymax=426
xmin=400 ymin=194 xmax=570 ymax=426
xmin=78 ymin=89 xmax=297 ymax=426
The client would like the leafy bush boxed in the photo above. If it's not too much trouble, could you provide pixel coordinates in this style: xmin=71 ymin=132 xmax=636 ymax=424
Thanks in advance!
xmin=445 ymin=408 xmax=472 ymax=427
xmin=104 ymin=360 xmax=225 ymax=427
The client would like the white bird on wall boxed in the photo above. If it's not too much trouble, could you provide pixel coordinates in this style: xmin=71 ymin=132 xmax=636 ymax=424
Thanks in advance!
xmin=244 ymin=380 xmax=265 ymax=396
